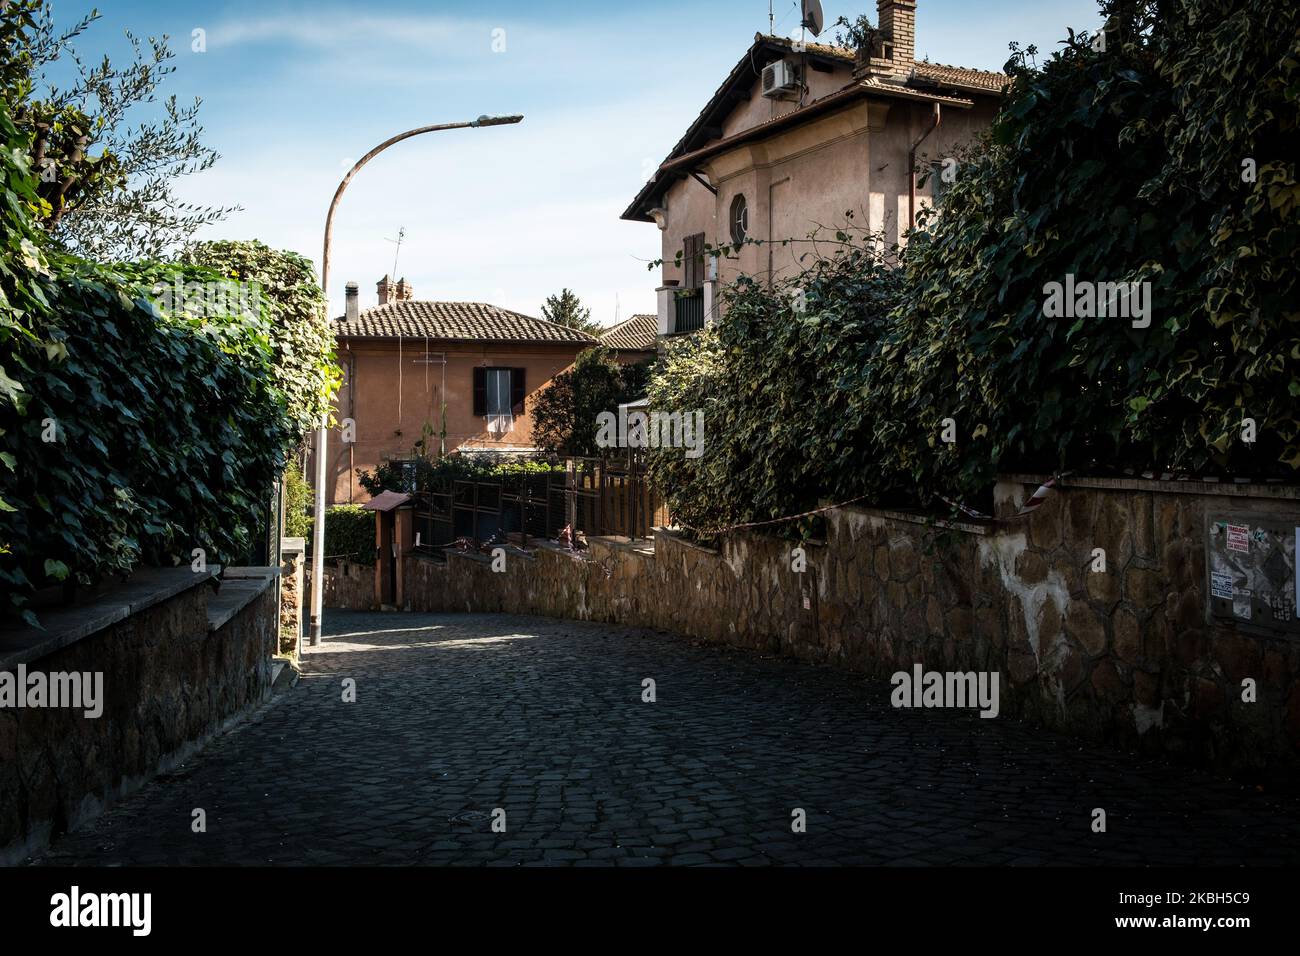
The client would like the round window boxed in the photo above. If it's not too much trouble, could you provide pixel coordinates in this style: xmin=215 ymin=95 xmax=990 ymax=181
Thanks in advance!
xmin=729 ymin=193 xmax=748 ymax=245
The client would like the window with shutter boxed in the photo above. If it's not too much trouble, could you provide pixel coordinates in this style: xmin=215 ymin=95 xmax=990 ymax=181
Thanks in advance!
xmin=511 ymin=368 xmax=526 ymax=415
xmin=683 ymin=232 xmax=705 ymax=289
xmin=472 ymin=367 xmax=487 ymax=417
xmin=477 ymin=367 xmax=518 ymax=436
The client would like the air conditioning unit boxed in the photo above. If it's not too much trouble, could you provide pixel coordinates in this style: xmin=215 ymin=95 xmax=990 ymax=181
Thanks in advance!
xmin=762 ymin=60 xmax=800 ymax=98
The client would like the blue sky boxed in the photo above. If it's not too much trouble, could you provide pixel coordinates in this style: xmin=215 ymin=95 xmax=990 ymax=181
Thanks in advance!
xmin=72 ymin=0 xmax=1103 ymax=324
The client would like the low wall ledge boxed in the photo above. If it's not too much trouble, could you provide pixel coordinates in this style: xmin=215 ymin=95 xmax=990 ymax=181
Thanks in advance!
xmin=1002 ymin=473 xmax=1300 ymax=500
xmin=832 ymin=503 xmax=993 ymax=536
xmin=655 ymin=528 xmax=722 ymax=555
xmin=588 ymin=535 xmax=656 ymax=557
xmin=446 ymin=545 xmax=537 ymax=565
xmin=0 ymin=566 xmax=217 ymax=670
xmin=208 ymin=569 xmax=279 ymax=633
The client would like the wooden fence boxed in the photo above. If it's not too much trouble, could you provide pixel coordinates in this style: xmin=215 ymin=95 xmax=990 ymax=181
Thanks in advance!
xmin=412 ymin=455 xmax=667 ymax=553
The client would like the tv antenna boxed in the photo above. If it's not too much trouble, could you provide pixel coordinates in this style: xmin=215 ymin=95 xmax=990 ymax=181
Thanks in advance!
xmin=385 ymin=226 xmax=406 ymax=277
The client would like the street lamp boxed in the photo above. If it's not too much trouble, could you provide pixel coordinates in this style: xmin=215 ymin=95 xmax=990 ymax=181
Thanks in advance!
xmin=309 ymin=113 xmax=524 ymax=647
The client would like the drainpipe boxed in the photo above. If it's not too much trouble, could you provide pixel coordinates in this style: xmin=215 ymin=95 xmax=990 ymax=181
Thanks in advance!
xmin=347 ymin=345 xmax=356 ymax=503
xmin=907 ymin=101 xmax=941 ymax=233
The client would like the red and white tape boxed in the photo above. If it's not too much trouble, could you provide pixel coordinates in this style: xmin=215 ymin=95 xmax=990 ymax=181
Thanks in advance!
xmin=940 ymin=475 xmax=1064 ymax=522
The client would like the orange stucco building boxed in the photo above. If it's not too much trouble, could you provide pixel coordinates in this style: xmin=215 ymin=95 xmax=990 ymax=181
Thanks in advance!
xmin=313 ymin=276 xmax=594 ymax=504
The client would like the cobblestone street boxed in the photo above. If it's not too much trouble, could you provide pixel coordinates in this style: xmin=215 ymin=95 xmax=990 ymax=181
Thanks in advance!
xmin=32 ymin=611 xmax=1300 ymax=866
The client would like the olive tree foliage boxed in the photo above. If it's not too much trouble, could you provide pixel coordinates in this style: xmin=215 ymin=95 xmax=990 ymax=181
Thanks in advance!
xmin=0 ymin=0 xmax=236 ymax=261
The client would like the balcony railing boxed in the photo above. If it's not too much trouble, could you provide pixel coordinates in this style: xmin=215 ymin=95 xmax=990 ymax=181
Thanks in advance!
xmin=672 ymin=291 xmax=704 ymax=334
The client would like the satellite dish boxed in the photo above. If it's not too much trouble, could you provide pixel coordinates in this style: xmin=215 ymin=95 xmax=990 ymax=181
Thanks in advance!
xmin=800 ymin=0 xmax=824 ymax=36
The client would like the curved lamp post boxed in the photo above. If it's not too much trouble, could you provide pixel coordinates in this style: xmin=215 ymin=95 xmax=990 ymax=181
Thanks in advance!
xmin=309 ymin=113 xmax=524 ymax=647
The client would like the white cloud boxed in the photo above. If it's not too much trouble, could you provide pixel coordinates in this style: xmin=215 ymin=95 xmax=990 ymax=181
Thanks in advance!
xmin=207 ymin=14 xmax=464 ymax=51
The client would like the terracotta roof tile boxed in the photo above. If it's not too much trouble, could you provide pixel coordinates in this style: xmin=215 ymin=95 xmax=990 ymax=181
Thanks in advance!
xmin=762 ymin=35 xmax=1007 ymax=92
xmin=912 ymin=61 xmax=1010 ymax=93
xmin=599 ymin=313 xmax=658 ymax=351
xmin=334 ymin=301 xmax=597 ymax=344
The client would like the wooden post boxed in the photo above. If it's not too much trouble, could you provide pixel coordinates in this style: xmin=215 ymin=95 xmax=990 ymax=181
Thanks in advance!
xmin=566 ymin=459 xmax=576 ymax=532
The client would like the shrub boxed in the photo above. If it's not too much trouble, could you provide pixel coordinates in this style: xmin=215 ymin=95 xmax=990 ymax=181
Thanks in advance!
xmin=873 ymin=0 xmax=1299 ymax=504
xmin=531 ymin=347 xmax=652 ymax=457
xmin=646 ymin=243 xmax=904 ymax=534
xmin=358 ymin=452 xmax=563 ymax=496
xmin=283 ymin=467 xmax=313 ymax=539
xmin=307 ymin=505 xmax=374 ymax=566
xmin=177 ymin=240 xmax=339 ymax=441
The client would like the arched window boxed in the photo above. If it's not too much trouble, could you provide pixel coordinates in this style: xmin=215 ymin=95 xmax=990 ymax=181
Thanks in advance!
xmin=729 ymin=193 xmax=749 ymax=245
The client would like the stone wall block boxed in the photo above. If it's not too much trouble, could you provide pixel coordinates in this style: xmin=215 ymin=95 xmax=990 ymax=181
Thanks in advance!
xmin=1124 ymin=566 xmax=1165 ymax=610
xmin=1131 ymin=493 xmax=1156 ymax=558
xmin=1027 ymin=494 xmax=1065 ymax=551
xmin=1092 ymin=494 xmax=1134 ymax=572
xmin=1066 ymin=601 xmax=1108 ymax=658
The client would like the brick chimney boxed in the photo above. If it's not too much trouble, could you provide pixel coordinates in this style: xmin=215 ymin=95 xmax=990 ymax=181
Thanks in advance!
xmin=863 ymin=0 xmax=916 ymax=80
xmin=377 ymin=274 xmax=395 ymax=306
xmin=394 ymin=277 xmax=414 ymax=301
xmin=345 ymin=281 xmax=359 ymax=321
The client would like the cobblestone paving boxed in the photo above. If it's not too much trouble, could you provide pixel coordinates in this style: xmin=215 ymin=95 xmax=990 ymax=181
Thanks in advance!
xmin=31 ymin=611 xmax=1300 ymax=866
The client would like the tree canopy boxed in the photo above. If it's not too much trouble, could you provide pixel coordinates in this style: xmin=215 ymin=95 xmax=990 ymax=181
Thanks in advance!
xmin=540 ymin=288 xmax=601 ymax=336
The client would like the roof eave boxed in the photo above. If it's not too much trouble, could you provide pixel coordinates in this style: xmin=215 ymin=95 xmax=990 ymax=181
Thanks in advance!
xmin=335 ymin=332 xmax=596 ymax=346
xmin=622 ymin=34 xmax=859 ymax=222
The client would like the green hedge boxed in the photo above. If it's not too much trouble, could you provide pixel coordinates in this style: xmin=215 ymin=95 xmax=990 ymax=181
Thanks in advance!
xmin=283 ymin=467 xmax=314 ymax=539
xmin=873 ymin=0 xmax=1300 ymax=504
xmin=307 ymin=505 xmax=375 ymax=566
xmin=647 ymin=249 xmax=905 ymax=535
xmin=178 ymin=240 xmax=339 ymax=441
xmin=648 ymin=0 xmax=1299 ymax=532
xmin=0 ymin=98 xmax=327 ymax=625
xmin=359 ymin=453 xmax=564 ymax=496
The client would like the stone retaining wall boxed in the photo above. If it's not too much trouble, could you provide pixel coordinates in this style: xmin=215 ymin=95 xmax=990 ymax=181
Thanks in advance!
xmin=306 ymin=560 xmax=374 ymax=611
xmin=400 ymin=477 xmax=1300 ymax=784
xmin=0 ymin=569 xmax=277 ymax=864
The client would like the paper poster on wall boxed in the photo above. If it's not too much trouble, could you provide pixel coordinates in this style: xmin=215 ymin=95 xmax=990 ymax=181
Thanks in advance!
xmin=1206 ymin=515 xmax=1298 ymax=633
xmin=1233 ymin=589 xmax=1253 ymax=620
xmin=1227 ymin=524 xmax=1250 ymax=553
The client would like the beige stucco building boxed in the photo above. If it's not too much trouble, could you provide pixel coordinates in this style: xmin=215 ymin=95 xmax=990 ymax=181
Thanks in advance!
xmin=622 ymin=0 xmax=1006 ymax=337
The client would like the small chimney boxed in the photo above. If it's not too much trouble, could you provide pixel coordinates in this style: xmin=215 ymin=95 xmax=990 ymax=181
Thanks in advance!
xmin=394 ymin=277 xmax=414 ymax=301
xmin=875 ymin=0 xmax=916 ymax=79
xmin=345 ymin=281 xmax=359 ymax=321
xmin=377 ymin=274 xmax=395 ymax=306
